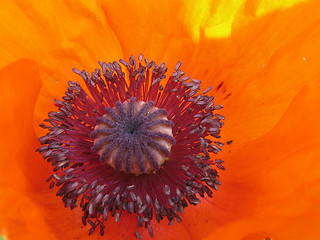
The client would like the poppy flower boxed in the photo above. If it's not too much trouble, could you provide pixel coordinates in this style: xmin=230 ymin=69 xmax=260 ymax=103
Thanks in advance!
xmin=1 ymin=0 xmax=320 ymax=240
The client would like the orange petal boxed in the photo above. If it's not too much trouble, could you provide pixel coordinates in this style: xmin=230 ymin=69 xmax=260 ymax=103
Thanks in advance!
xmin=0 ymin=59 xmax=46 ymax=190
xmin=180 ymin=0 xmax=320 ymax=145
xmin=0 ymin=0 xmax=122 ymax=102
xmin=0 ymin=59 xmax=52 ymax=239
xmin=203 ymin=80 xmax=320 ymax=239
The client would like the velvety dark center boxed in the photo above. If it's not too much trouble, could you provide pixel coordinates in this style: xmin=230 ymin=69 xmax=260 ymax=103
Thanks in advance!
xmin=124 ymin=121 xmax=141 ymax=135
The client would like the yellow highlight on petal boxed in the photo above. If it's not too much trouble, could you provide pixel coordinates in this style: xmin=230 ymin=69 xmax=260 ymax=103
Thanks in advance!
xmin=186 ymin=0 xmax=308 ymax=40
xmin=256 ymin=0 xmax=308 ymax=17
xmin=184 ymin=0 xmax=243 ymax=40
xmin=204 ymin=0 xmax=243 ymax=39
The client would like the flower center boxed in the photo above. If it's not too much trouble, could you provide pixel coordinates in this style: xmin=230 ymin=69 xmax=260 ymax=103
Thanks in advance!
xmin=37 ymin=55 xmax=225 ymax=238
xmin=90 ymin=97 xmax=175 ymax=175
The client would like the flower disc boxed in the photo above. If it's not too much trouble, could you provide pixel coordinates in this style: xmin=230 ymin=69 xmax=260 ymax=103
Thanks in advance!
xmin=37 ymin=54 xmax=225 ymax=238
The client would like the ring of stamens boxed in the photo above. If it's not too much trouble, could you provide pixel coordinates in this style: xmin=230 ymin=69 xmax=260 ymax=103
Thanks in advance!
xmin=37 ymin=55 xmax=225 ymax=238
xmin=90 ymin=97 xmax=175 ymax=175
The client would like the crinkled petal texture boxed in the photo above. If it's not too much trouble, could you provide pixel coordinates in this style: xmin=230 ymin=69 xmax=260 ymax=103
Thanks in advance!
xmin=1 ymin=0 xmax=320 ymax=240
